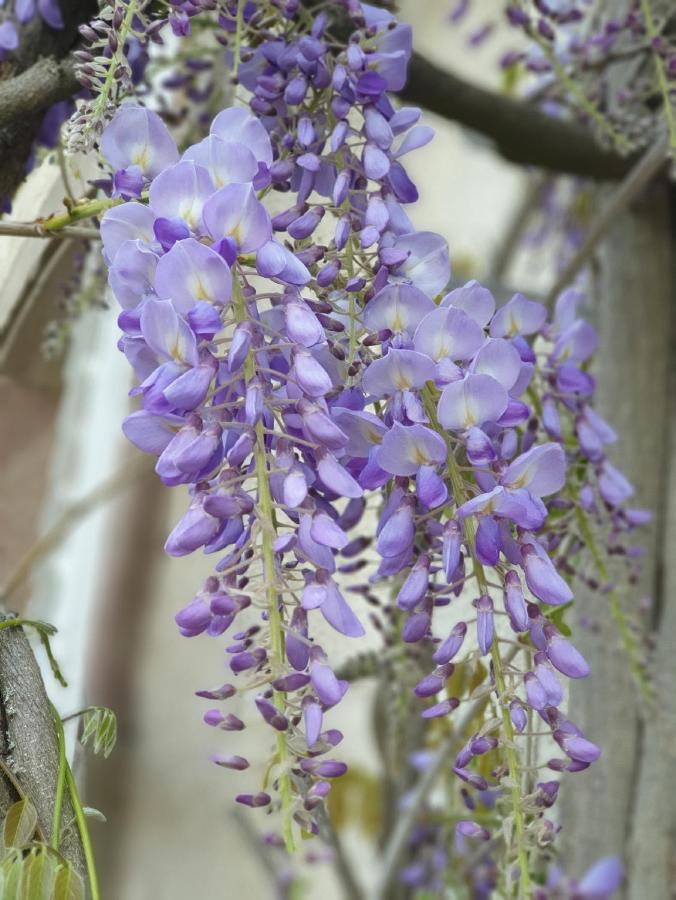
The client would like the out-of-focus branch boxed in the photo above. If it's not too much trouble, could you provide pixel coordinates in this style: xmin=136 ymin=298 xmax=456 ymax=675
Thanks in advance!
xmin=372 ymin=646 xmax=520 ymax=900
xmin=0 ymin=0 xmax=96 ymax=201
xmin=0 ymin=53 xmax=78 ymax=124
xmin=545 ymin=134 xmax=670 ymax=305
xmin=399 ymin=53 xmax=640 ymax=180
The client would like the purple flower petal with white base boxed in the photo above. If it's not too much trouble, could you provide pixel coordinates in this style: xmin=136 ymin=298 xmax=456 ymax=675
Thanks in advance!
xmin=470 ymin=337 xmax=522 ymax=391
xmin=441 ymin=280 xmax=495 ymax=325
xmin=155 ymin=238 xmax=232 ymax=313
xmin=364 ymin=282 xmax=435 ymax=336
xmin=140 ymin=299 xmax=199 ymax=367
xmin=413 ymin=307 xmax=485 ymax=362
xmin=437 ymin=374 xmax=508 ymax=431
xmin=101 ymin=106 xmax=179 ymax=178
xmin=149 ymin=161 xmax=215 ymax=232
xmin=363 ymin=349 xmax=436 ymax=397
xmin=501 ymin=442 xmax=566 ymax=497
xmin=490 ymin=293 xmax=546 ymax=338
xmin=210 ymin=106 xmax=273 ymax=166
xmin=101 ymin=202 xmax=156 ymax=263
xmin=183 ymin=135 xmax=259 ymax=188
xmin=202 ymin=182 xmax=272 ymax=252
xmin=391 ymin=231 xmax=450 ymax=298
xmin=376 ymin=422 xmax=446 ymax=476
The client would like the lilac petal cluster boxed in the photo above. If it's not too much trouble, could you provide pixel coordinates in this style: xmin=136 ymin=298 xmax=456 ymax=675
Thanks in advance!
xmin=96 ymin=0 xmax=647 ymax=881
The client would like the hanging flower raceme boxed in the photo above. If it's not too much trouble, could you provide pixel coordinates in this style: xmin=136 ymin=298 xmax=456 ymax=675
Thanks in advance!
xmin=96 ymin=0 xmax=646 ymax=888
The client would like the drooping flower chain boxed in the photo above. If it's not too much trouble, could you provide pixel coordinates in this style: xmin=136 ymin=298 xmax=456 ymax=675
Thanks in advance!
xmin=96 ymin=0 xmax=647 ymax=887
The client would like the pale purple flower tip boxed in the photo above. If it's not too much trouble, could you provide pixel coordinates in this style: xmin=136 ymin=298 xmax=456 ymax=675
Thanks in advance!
xmin=236 ymin=792 xmax=271 ymax=808
xmin=210 ymin=754 xmax=249 ymax=770
xmin=432 ymin=622 xmax=467 ymax=665
xmin=421 ymin=697 xmax=459 ymax=718
xmin=474 ymin=595 xmax=494 ymax=655
xmin=544 ymin=625 xmax=590 ymax=679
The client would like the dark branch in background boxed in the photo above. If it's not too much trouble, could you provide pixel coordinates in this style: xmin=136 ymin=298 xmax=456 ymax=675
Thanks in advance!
xmin=0 ymin=1 xmax=95 ymax=202
xmin=399 ymin=53 xmax=640 ymax=181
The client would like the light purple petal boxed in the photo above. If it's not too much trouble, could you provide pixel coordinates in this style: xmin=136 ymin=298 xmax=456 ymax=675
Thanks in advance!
xmin=501 ymin=443 xmax=566 ymax=497
xmin=202 ymin=182 xmax=272 ymax=252
xmin=101 ymin=105 xmax=178 ymax=178
xmin=490 ymin=293 xmax=546 ymax=338
xmin=392 ymin=231 xmax=451 ymax=297
xmin=364 ymin=282 xmax=435 ymax=335
xmin=376 ymin=422 xmax=446 ymax=476
xmin=155 ymin=238 xmax=232 ymax=313
xmin=210 ymin=106 xmax=273 ymax=166
xmin=414 ymin=307 xmax=485 ymax=362
xmin=363 ymin=349 xmax=436 ymax=398
xmin=441 ymin=280 xmax=495 ymax=325
xmin=437 ymin=374 xmax=508 ymax=431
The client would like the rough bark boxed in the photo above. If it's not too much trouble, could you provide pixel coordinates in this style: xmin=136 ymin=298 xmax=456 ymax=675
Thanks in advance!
xmin=0 ymin=622 xmax=85 ymax=873
xmin=560 ymin=185 xmax=672 ymax=880
xmin=0 ymin=1 xmax=95 ymax=202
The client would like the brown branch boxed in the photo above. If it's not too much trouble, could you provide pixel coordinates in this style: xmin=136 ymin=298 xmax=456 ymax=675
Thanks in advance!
xmin=399 ymin=53 xmax=640 ymax=181
xmin=0 ymin=621 xmax=85 ymax=873
xmin=0 ymin=1 xmax=96 ymax=202
xmin=0 ymin=53 xmax=78 ymax=123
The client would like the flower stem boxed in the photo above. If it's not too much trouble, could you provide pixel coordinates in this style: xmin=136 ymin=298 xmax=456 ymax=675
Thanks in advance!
xmin=575 ymin=506 xmax=651 ymax=700
xmin=640 ymin=0 xmax=676 ymax=153
xmin=233 ymin=278 xmax=296 ymax=853
xmin=50 ymin=703 xmax=67 ymax=851
xmin=65 ymin=763 xmax=101 ymax=900
xmin=422 ymin=385 xmax=531 ymax=898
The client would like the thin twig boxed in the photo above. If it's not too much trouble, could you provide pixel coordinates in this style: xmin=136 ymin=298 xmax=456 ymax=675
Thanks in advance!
xmin=0 ymin=221 xmax=100 ymax=240
xmin=371 ymin=646 xmax=520 ymax=900
xmin=0 ymin=455 xmax=151 ymax=603
xmin=315 ymin=803 xmax=365 ymax=900
xmin=545 ymin=135 xmax=669 ymax=307
xmin=490 ymin=175 xmax=548 ymax=281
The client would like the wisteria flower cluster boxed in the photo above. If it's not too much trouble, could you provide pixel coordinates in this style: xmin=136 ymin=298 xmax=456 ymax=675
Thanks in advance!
xmin=94 ymin=0 xmax=645 ymax=893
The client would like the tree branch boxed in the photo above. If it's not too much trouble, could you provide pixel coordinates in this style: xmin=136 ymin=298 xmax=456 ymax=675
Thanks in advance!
xmin=0 ymin=53 xmax=78 ymax=123
xmin=0 ymin=621 xmax=85 ymax=874
xmin=399 ymin=53 xmax=640 ymax=180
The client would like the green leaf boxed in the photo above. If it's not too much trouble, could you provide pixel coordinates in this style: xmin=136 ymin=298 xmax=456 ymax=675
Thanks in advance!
xmin=80 ymin=707 xmax=118 ymax=758
xmin=20 ymin=847 xmax=56 ymax=900
xmin=53 ymin=862 xmax=85 ymax=900
xmin=3 ymin=798 xmax=38 ymax=849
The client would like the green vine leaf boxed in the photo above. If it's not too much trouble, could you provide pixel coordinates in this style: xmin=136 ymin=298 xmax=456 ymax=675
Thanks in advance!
xmin=80 ymin=707 xmax=118 ymax=759
xmin=53 ymin=861 xmax=85 ymax=900
xmin=3 ymin=798 xmax=38 ymax=850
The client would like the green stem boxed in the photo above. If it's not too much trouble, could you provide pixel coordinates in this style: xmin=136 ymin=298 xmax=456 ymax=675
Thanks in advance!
xmin=575 ymin=506 xmax=651 ymax=699
xmin=42 ymin=196 xmax=124 ymax=232
xmin=422 ymin=385 xmax=531 ymax=898
xmin=50 ymin=704 xmax=67 ymax=852
xmin=233 ymin=278 xmax=295 ymax=853
xmin=65 ymin=765 xmax=100 ymax=900
xmin=640 ymin=0 xmax=676 ymax=152
xmin=88 ymin=0 xmax=139 ymax=131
